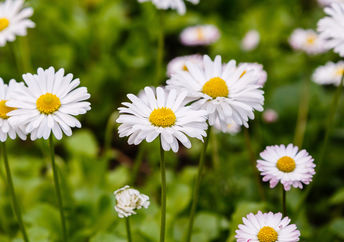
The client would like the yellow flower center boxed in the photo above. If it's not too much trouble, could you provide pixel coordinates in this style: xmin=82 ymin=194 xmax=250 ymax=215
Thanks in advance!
xmin=0 ymin=100 xmax=16 ymax=119
xmin=306 ymin=35 xmax=316 ymax=45
xmin=0 ymin=18 xmax=10 ymax=31
xmin=182 ymin=64 xmax=188 ymax=71
xmin=257 ymin=226 xmax=278 ymax=242
xmin=196 ymin=28 xmax=204 ymax=40
xmin=149 ymin=107 xmax=176 ymax=127
xmin=276 ymin=156 xmax=296 ymax=173
xmin=240 ymin=70 xmax=247 ymax=78
xmin=336 ymin=68 xmax=344 ymax=77
xmin=202 ymin=77 xmax=229 ymax=98
xmin=36 ymin=93 xmax=61 ymax=114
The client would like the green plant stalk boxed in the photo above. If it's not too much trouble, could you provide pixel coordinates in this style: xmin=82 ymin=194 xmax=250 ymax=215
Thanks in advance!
xmin=159 ymin=136 xmax=166 ymax=242
xmin=185 ymin=127 xmax=211 ymax=242
xmin=125 ymin=217 xmax=132 ymax=242
xmin=211 ymin=130 xmax=220 ymax=169
xmin=2 ymin=142 xmax=29 ymax=242
xmin=282 ymin=187 xmax=286 ymax=216
xmin=155 ymin=11 xmax=164 ymax=86
xmin=49 ymin=136 xmax=68 ymax=241
xmin=131 ymin=144 xmax=145 ymax=185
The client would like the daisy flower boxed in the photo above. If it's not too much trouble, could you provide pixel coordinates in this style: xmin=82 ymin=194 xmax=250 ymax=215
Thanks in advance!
xmin=7 ymin=67 xmax=91 ymax=140
xmin=116 ymin=86 xmax=208 ymax=152
xmin=318 ymin=0 xmax=344 ymax=7
xmin=0 ymin=0 xmax=35 ymax=47
xmin=235 ymin=211 xmax=301 ymax=242
xmin=213 ymin=119 xmax=240 ymax=135
xmin=138 ymin=0 xmax=199 ymax=15
xmin=289 ymin=28 xmax=328 ymax=55
xmin=241 ymin=29 xmax=260 ymax=51
xmin=0 ymin=78 xmax=26 ymax=142
xmin=238 ymin=62 xmax=267 ymax=87
xmin=114 ymin=185 xmax=150 ymax=218
xmin=262 ymin=109 xmax=278 ymax=123
xmin=166 ymin=55 xmax=264 ymax=130
xmin=180 ymin=25 xmax=220 ymax=46
xmin=257 ymin=144 xmax=315 ymax=191
xmin=312 ymin=61 xmax=344 ymax=86
xmin=318 ymin=3 xmax=344 ymax=56
xmin=167 ymin=54 xmax=203 ymax=77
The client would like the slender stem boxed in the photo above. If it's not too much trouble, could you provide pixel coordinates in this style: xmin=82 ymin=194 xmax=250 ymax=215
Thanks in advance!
xmin=159 ymin=136 xmax=166 ymax=242
xmin=243 ymin=128 xmax=265 ymax=201
xmin=125 ymin=217 xmax=132 ymax=242
xmin=211 ymin=130 xmax=220 ymax=169
xmin=49 ymin=136 xmax=68 ymax=241
xmin=185 ymin=127 xmax=212 ymax=242
xmin=155 ymin=11 xmax=164 ymax=86
xmin=131 ymin=144 xmax=145 ymax=185
xmin=282 ymin=187 xmax=286 ymax=216
xmin=2 ymin=142 xmax=29 ymax=242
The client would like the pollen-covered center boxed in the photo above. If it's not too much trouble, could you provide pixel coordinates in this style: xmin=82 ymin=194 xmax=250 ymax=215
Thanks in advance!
xmin=336 ymin=68 xmax=344 ymax=77
xmin=202 ymin=77 xmax=229 ymax=98
xmin=182 ymin=64 xmax=188 ymax=71
xmin=276 ymin=156 xmax=296 ymax=173
xmin=196 ymin=28 xmax=204 ymax=40
xmin=36 ymin=93 xmax=61 ymax=114
xmin=0 ymin=18 xmax=9 ymax=31
xmin=149 ymin=107 xmax=176 ymax=127
xmin=257 ymin=226 xmax=278 ymax=242
xmin=306 ymin=35 xmax=316 ymax=45
xmin=0 ymin=100 xmax=16 ymax=119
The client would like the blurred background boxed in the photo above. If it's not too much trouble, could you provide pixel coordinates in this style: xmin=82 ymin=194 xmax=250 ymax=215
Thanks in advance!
xmin=0 ymin=0 xmax=344 ymax=241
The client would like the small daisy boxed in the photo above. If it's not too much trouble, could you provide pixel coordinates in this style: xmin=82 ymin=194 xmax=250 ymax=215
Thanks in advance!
xmin=166 ymin=55 xmax=264 ymax=130
xmin=213 ymin=119 xmax=240 ymax=135
xmin=167 ymin=54 xmax=203 ymax=77
xmin=235 ymin=211 xmax=301 ymax=242
xmin=312 ymin=61 xmax=344 ymax=86
xmin=241 ymin=29 xmax=260 ymax=51
xmin=7 ymin=67 xmax=91 ymax=140
xmin=116 ymin=86 xmax=208 ymax=152
xmin=138 ymin=0 xmax=199 ymax=15
xmin=238 ymin=62 xmax=267 ymax=87
xmin=289 ymin=28 xmax=328 ymax=55
xmin=262 ymin=109 xmax=278 ymax=123
xmin=0 ymin=0 xmax=35 ymax=47
xmin=257 ymin=144 xmax=315 ymax=191
xmin=114 ymin=185 xmax=150 ymax=218
xmin=318 ymin=3 xmax=344 ymax=56
xmin=318 ymin=0 xmax=344 ymax=7
xmin=0 ymin=78 xmax=26 ymax=142
xmin=180 ymin=25 xmax=220 ymax=46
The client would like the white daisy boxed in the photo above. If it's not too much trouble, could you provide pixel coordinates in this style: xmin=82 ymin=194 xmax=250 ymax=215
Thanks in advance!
xmin=7 ymin=67 xmax=91 ymax=141
xmin=241 ymin=29 xmax=260 ymax=51
xmin=138 ymin=0 xmax=199 ymax=15
xmin=167 ymin=54 xmax=203 ymax=77
xmin=116 ymin=86 xmax=208 ymax=152
xmin=312 ymin=61 xmax=344 ymax=86
xmin=114 ymin=185 xmax=150 ymax=218
xmin=180 ymin=25 xmax=220 ymax=46
xmin=0 ymin=0 xmax=35 ymax=47
xmin=262 ymin=109 xmax=278 ymax=123
xmin=318 ymin=0 xmax=344 ymax=7
xmin=166 ymin=55 xmax=264 ymax=129
xmin=257 ymin=144 xmax=315 ymax=191
xmin=238 ymin=62 xmax=267 ymax=87
xmin=213 ymin=119 xmax=241 ymax=135
xmin=235 ymin=211 xmax=301 ymax=242
xmin=318 ymin=3 xmax=344 ymax=57
xmin=289 ymin=28 xmax=328 ymax=55
xmin=0 ymin=78 xmax=26 ymax=142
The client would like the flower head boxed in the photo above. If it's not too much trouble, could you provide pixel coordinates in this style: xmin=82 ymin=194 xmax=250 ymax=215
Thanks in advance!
xmin=318 ymin=0 xmax=344 ymax=7
xmin=138 ymin=0 xmax=199 ymax=15
xmin=8 ymin=67 xmax=91 ymax=140
xmin=0 ymin=0 xmax=35 ymax=46
xmin=114 ymin=185 xmax=150 ymax=218
xmin=235 ymin=211 xmax=300 ymax=242
xmin=318 ymin=3 xmax=344 ymax=57
xmin=257 ymin=144 xmax=315 ymax=191
xmin=238 ymin=62 xmax=267 ymax=87
xmin=313 ymin=61 xmax=344 ymax=86
xmin=263 ymin=109 xmax=278 ymax=123
xmin=180 ymin=25 xmax=220 ymax=46
xmin=289 ymin=28 xmax=328 ymax=55
xmin=117 ymin=86 xmax=208 ymax=152
xmin=167 ymin=54 xmax=203 ymax=77
xmin=167 ymin=55 xmax=264 ymax=130
xmin=213 ymin=119 xmax=241 ymax=135
xmin=241 ymin=29 xmax=260 ymax=51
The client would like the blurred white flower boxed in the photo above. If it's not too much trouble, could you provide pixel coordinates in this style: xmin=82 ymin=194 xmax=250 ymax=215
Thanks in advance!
xmin=313 ymin=61 xmax=344 ymax=86
xmin=257 ymin=144 xmax=315 ymax=191
xmin=238 ymin=62 xmax=267 ymax=87
xmin=116 ymin=86 xmax=208 ymax=152
xmin=114 ymin=185 xmax=150 ymax=218
xmin=263 ymin=109 xmax=278 ymax=123
xmin=235 ymin=211 xmax=301 ymax=242
xmin=0 ymin=0 xmax=35 ymax=46
xmin=8 ymin=67 xmax=91 ymax=140
xmin=167 ymin=54 xmax=203 ymax=77
xmin=138 ymin=0 xmax=199 ymax=15
xmin=241 ymin=29 xmax=260 ymax=51
xmin=180 ymin=25 xmax=220 ymax=46
xmin=318 ymin=3 xmax=344 ymax=57
xmin=318 ymin=0 xmax=344 ymax=6
xmin=213 ymin=119 xmax=241 ymax=135
xmin=289 ymin=28 xmax=328 ymax=55
xmin=167 ymin=55 xmax=264 ymax=129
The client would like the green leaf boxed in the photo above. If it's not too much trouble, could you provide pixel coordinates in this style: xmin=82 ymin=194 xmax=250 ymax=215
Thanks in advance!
xmin=329 ymin=188 xmax=344 ymax=205
xmin=330 ymin=219 xmax=344 ymax=239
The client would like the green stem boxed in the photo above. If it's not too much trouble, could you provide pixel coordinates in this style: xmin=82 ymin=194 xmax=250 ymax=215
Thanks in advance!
xmin=159 ymin=136 xmax=166 ymax=242
xmin=2 ymin=142 xmax=29 ymax=242
xmin=125 ymin=217 xmax=132 ymax=242
xmin=282 ymin=187 xmax=286 ymax=216
xmin=131 ymin=144 xmax=145 ymax=185
xmin=49 ymin=136 xmax=68 ymax=241
xmin=185 ymin=127 xmax=211 ymax=242
xmin=211 ymin=130 xmax=220 ymax=169
xmin=155 ymin=11 xmax=164 ymax=86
